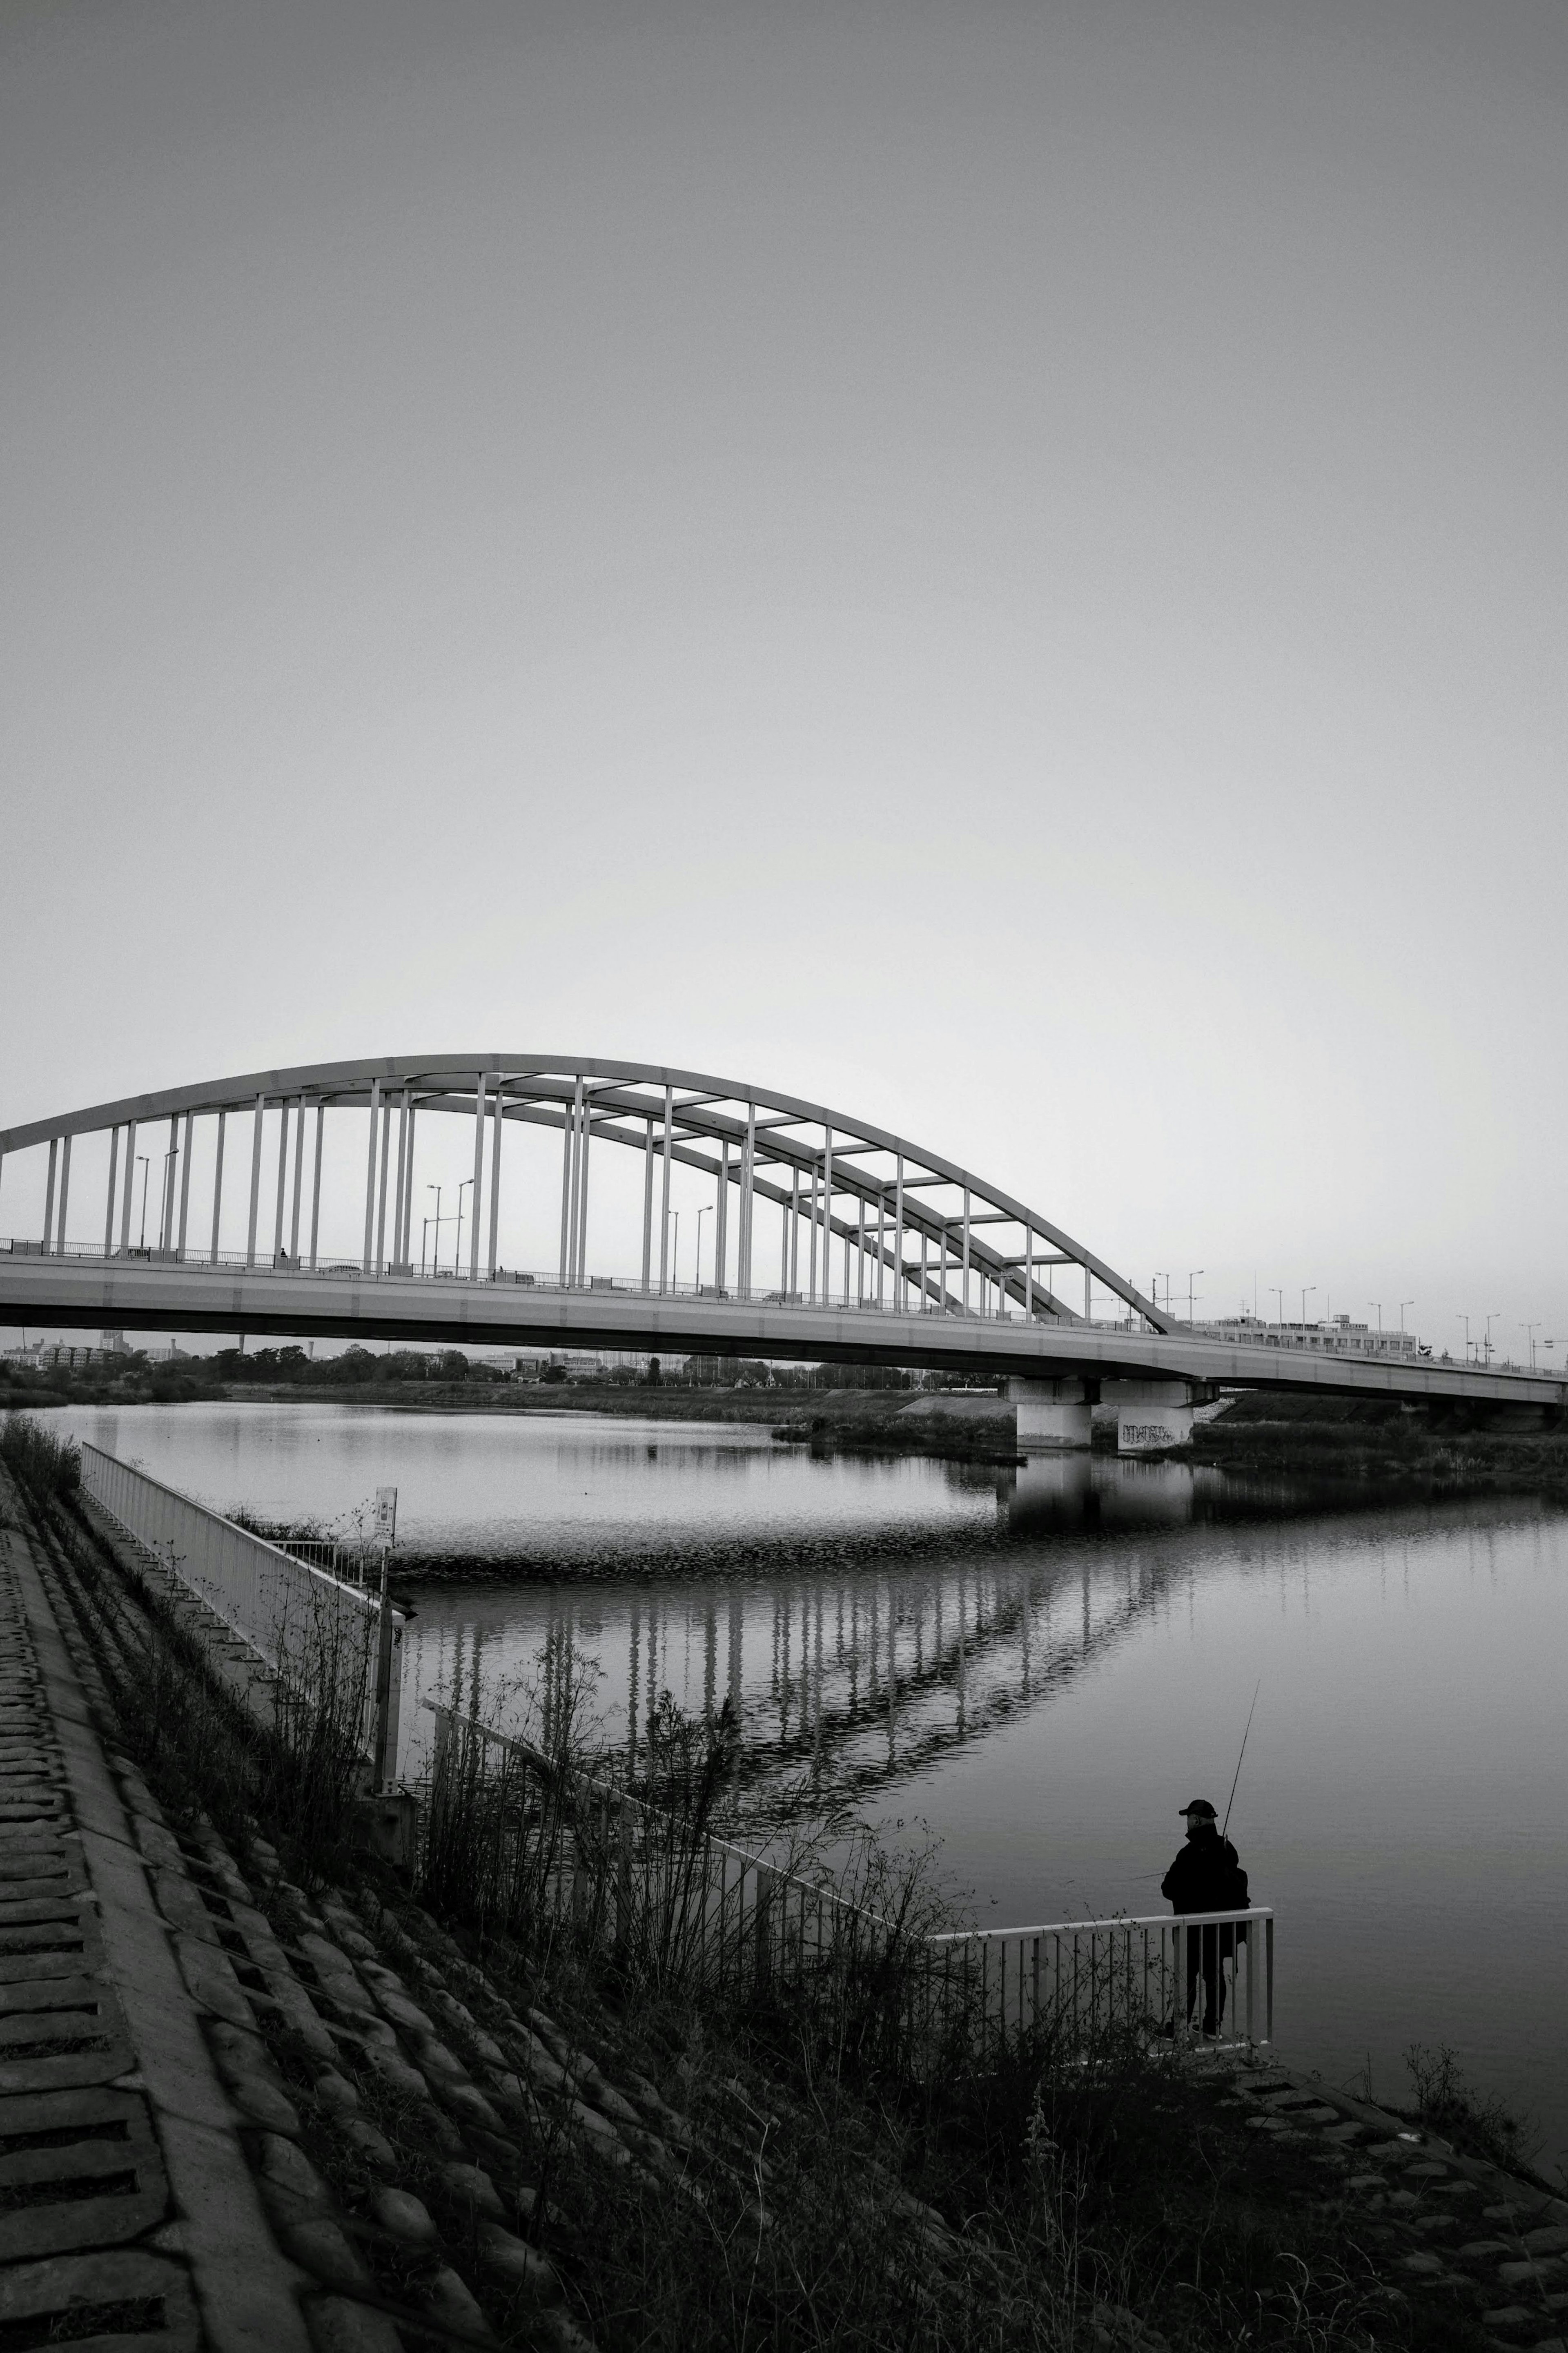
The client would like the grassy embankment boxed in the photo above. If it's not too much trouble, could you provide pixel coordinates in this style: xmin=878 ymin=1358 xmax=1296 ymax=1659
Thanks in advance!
xmin=1191 ymin=1393 xmax=1568 ymax=1500
xmin=4 ymin=1404 xmax=1550 ymax=2351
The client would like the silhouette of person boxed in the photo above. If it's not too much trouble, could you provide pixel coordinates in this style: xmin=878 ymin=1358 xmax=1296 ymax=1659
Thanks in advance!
xmin=1161 ymin=1798 xmax=1249 ymax=2036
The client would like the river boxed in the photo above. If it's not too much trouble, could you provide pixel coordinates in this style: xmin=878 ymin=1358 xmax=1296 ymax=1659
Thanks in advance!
xmin=35 ymin=1399 xmax=1568 ymax=2169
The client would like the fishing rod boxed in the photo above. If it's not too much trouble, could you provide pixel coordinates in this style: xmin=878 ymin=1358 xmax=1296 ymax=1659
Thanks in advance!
xmin=1221 ymin=1679 xmax=1261 ymax=1841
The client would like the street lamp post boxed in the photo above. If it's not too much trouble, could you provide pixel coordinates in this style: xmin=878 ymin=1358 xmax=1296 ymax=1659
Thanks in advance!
xmin=1484 ymin=1313 xmax=1501 ymax=1367
xmin=695 ymin=1206 xmax=711 ymax=1292
xmin=1457 ymin=1313 xmax=1472 ymax=1363
xmin=667 ymin=1209 xmax=679 ymax=1288
xmin=136 ymin=1157 xmax=151 ymax=1250
xmin=1368 ymin=1302 xmax=1383 ymax=1336
xmin=1268 ymin=1287 xmax=1284 ymax=1332
xmin=1300 ymin=1285 xmax=1316 ymax=1326
xmin=1154 ymin=1274 xmax=1170 ymax=1320
xmin=454 ymin=1180 xmax=473 ymax=1277
xmin=1522 ymin=1321 xmax=1541 ymax=1371
xmin=1186 ymin=1270 xmax=1204 ymax=1324
xmin=426 ymin=1185 xmax=443 ymax=1275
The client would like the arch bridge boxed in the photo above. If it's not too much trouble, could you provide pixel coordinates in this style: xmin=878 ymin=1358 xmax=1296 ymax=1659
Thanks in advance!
xmin=0 ymin=1053 xmax=1558 ymax=1428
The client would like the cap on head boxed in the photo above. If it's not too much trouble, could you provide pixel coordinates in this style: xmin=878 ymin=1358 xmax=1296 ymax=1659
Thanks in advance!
xmin=1180 ymin=1798 xmax=1217 ymax=1818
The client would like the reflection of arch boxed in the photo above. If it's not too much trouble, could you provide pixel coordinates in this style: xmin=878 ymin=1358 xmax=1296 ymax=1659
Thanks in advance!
xmin=0 ymin=1054 xmax=1167 ymax=1333
xmin=728 ymin=1537 xmax=1180 ymax=1805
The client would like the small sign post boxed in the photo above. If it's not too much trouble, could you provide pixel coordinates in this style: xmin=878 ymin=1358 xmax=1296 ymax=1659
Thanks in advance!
xmin=372 ymin=1486 xmax=398 ymax=1788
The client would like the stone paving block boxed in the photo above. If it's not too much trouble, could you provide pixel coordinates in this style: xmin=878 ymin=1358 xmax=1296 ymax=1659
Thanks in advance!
xmin=0 ymin=2082 xmax=168 ymax=2260
xmin=0 ymin=1939 xmax=94 ymax=1976
xmin=0 ymin=2242 xmax=200 ymax=2349
xmin=173 ymin=1928 xmax=256 ymax=2027
xmin=305 ymin=2289 xmax=408 ymax=2352
xmin=1499 ymin=2257 xmax=1566 ymax=2286
xmin=0 ymin=1891 xmax=88 ymax=1930
xmin=154 ymin=1866 xmax=225 ymax=1944
xmin=279 ymin=2214 xmax=370 ymax=2288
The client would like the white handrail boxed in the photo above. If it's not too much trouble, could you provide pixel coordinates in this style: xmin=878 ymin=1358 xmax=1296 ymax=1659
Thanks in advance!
xmin=930 ymin=1905 xmax=1272 ymax=1944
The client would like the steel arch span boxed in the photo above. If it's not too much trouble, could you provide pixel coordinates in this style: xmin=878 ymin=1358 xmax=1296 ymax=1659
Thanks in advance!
xmin=0 ymin=1050 xmax=1167 ymax=1337
xmin=2 ymin=1054 xmax=1562 ymax=1407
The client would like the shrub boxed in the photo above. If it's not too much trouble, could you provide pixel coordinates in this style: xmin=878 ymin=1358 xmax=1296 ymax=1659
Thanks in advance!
xmin=0 ymin=1412 xmax=81 ymax=1506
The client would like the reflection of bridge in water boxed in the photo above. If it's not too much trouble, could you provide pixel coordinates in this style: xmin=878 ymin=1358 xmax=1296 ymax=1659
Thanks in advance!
xmin=457 ymin=1456 xmax=1278 ymax=1811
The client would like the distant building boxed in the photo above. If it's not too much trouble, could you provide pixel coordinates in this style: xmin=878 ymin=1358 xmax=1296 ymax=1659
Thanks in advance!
xmin=1192 ymin=1313 xmax=1425 ymax=1360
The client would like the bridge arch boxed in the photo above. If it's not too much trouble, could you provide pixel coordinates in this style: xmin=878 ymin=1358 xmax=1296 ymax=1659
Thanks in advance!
xmin=0 ymin=1054 xmax=1168 ymax=1336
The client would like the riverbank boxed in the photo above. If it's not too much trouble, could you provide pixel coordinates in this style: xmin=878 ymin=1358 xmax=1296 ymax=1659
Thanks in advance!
xmin=11 ymin=1361 xmax=1568 ymax=1496
xmin=2 ymin=1364 xmax=1025 ymax=1463
xmin=4 ymin=1431 xmax=1564 ymax=2352
xmin=1191 ymin=1393 xmax=1568 ymax=1499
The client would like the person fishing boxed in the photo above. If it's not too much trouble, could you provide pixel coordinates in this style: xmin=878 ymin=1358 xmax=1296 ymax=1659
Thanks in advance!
xmin=1161 ymin=1798 xmax=1250 ymax=2036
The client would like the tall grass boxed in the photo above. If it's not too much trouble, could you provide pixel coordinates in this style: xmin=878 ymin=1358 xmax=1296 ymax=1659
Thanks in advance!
xmin=1 ymin=1410 xmax=80 ymax=1506
xmin=2 ymin=1414 xmax=374 ymax=1879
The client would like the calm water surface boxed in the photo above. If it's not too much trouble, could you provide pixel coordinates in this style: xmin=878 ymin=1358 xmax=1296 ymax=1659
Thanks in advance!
xmin=44 ymin=1401 xmax=1568 ymax=2166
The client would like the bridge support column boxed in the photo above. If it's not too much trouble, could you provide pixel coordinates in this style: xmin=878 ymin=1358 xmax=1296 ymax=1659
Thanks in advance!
xmin=1007 ymin=1377 xmax=1092 ymax=1451
xmin=1102 ymin=1379 xmax=1193 ymax=1452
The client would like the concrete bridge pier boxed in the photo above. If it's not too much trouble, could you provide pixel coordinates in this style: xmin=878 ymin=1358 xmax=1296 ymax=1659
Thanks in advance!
xmin=1103 ymin=1378 xmax=1194 ymax=1452
xmin=1007 ymin=1377 xmax=1093 ymax=1450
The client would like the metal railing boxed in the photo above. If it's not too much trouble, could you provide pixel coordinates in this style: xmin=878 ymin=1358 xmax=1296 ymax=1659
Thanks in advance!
xmin=79 ymin=1443 xmax=404 ymax=1773
xmin=927 ymin=1909 xmax=1272 ymax=2053
xmin=418 ymin=1703 xmax=1272 ymax=2057
xmin=0 ymin=1235 xmax=1128 ymax=1328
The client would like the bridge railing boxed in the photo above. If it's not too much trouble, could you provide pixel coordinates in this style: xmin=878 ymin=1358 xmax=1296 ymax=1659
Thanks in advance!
xmin=78 ymin=1443 xmax=404 ymax=1773
xmin=0 ymin=1235 xmax=1147 ymax=1329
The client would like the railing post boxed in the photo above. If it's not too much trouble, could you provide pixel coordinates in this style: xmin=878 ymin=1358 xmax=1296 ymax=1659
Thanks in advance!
xmin=1265 ymin=1914 xmax=1274 ymax=2043
xmin=754 ymin=1865 xmax=773 ymax=1986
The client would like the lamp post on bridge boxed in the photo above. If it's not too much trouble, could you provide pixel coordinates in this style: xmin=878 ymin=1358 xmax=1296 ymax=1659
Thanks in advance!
xmin=1268 ymin=1287 xmax=1284 ymax=1333
xmin=1484 ymin=1312 xmax=1501 ymax=1367
xmin=1185 ymin=1270 xmax=1204 ymax=1325
xmin=1457 ymin=1313 xmax=1472 ymax=1363
xmin=1300 ymin=1285 xmax=1316 ymax=1327
xmin=1368 ymin=1302 xmax=1383 ymax=1336
xmin=1522 ymin=1322 xmax=1541 ymax=1371
xmin=136 ymin=1157 xmax=151 ymax=1250
xmin=1398 ymin=1300 xmax=1414 ymax=1334
xmin=425 ymin=1185 xmax=442 ymax=1276
xmin=695 ymin=1205 xmax=711 ymax=1292
xmin=667 ymin=1208 xmax=679 ymax=1289
xmin=453 ymin=1180 xmax=472 ymax=1279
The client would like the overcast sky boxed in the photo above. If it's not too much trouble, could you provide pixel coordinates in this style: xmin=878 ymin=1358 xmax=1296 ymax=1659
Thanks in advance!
xmin=3 ymin=0 xmax=1565 ymax=1357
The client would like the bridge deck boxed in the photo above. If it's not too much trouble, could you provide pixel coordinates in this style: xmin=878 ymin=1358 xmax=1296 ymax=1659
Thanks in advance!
xmin=3 ymin=1250 xmax=1560 ymax=1407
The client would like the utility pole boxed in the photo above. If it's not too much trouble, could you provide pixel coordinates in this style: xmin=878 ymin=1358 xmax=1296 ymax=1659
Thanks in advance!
xmin=1457 ymin=1313 xmax=1471 ymax=1362
xmin=1523 ymin=1322 xmax=1540 ymax=1371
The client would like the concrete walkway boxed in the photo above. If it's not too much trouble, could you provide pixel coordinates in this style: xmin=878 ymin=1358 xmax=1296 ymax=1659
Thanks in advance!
xmin=0 ymin=1485 xmax=310 ymax=2352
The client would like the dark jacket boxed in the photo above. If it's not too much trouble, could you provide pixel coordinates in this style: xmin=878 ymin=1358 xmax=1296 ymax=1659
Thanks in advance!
xmin=1161 ymin=1826 xmax=1249 ymax=1941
